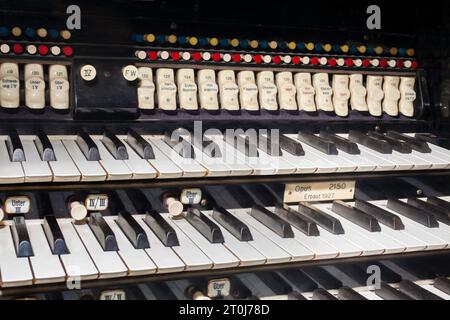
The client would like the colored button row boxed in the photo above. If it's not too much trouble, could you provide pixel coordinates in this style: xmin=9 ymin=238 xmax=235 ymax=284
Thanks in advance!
xmin=133 ymin=33 xmax=415 ymax=57
xmin=134 ymin=50 xmax=418 ymax=69
xmin=0 ymin=43 xmax=73 ymax=56
xmin=0 ymin=27 xmax=71 ymax=40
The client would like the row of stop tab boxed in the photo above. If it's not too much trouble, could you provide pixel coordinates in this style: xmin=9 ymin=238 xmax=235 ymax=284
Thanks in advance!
xmin=0 ymin=63 xmax=70 ymax=110
xmin=132 ymin=66 xmax=417 ymax=117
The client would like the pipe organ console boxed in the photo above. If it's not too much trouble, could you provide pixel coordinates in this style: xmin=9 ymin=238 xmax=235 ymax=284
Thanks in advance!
xmin=0 ymin=0 xmax=450 ymax=302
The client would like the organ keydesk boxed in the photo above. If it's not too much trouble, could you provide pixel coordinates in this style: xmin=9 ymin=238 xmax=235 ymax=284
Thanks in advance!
xmin=0 ymin=0 xmax=450 ymax=302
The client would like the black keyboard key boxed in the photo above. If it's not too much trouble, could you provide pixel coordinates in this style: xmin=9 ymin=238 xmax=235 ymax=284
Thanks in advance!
xmin=147 ymin=282 xmax=178 ymax=300
xmin=88 ymin=212 xmax=118 ymax=251
xmin=224 ymin=134 xmax=258 ymax=157
xmin=297 ymin=131 xmax=338 ymax=155
xmin=386 ymin=199 xmax=439 ymax=228
xmin=230 ymin=276 xmax=253 ymax=299
xmin=144 ymin=210 xmax=179 ymax=247
xmin=398 ymin=280 xmax=443 ymax=300
xmin=302 ymin=267 xmax=343 ymax=290
xmin=35 ymin=131 xmax=56 ymax=161
xmin=375 ymin=282 xmax=412 ymax=300
xmin=280 ymin=269 xmax=318 ymax=292
xmin=415 ymin=133 xmax=450 ymax=148
xmin=359 ymin=262 xmax=402 ymax=283
xmin=116 ymin=211 xmax=150 ymax=249
xmin=368 ymin=131 xmax=412 ymax=153
xmin=287 ymin=291 xmax=307 ymax=300
xmin=407 ymin=198 xmax=450 ymax=225
xmin=164 ymin=131 xmax=195 ymax=159
xmin=250 ymin=205 xmax=294 ymax=238
xmin=320 ymin=131 xmax=360 ymax=154
xmin=102 ymin=130 xmax=128 ymax=160
xmin=297 ymin=202 xmax=344 ymax=235
xmin=427 ymin=197 xmax=450 ymax=217
xmin=348 ymin=131 xmax=392 ymax=154
xmin=255 ymin=272 xmax=292 ymax=295
xmin=274 ymin=203 xmax=320 ymax=236
xmin=354 ymin=199 xmax=404 ymax=230
xmin=126 ymin=130 xmax=155 ymax=159
xmin=185 ymin=208 xmax=224 ymax=243
xmin=280 ymin=134 xmax=304 ymax=156
xmin=387 ymin=131 xmax=431 ymax=153
xmin=11 ymin=216 xmax=34 ymax=257
xmin=331 ymin=200 xmax=381 ymax=232
xmin=434 ymin=277 xmax=450 ymax=295
xmin=76 ymin=130 xmax=100 ymax=161
xmin=312 ymin=288 xmax=337 ymax=300
xmin=193 ymin=134 xmax=221 ymax=158
xmin=337 ymin=287 xmax=367 ymax=300
xmin=212 ymin=206 xmax=253 ymax=241
xmin=43 ymin=215 xmax=69 ymax=255
xmin=6 ymin=129 xmax=25 ymax=162
xmin=258 ymin=133 xmax=282 ymax=157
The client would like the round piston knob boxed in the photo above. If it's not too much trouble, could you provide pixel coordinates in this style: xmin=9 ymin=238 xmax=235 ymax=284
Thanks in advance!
xmin=122 ymin=65 xmax=138 ymax=81
xmin=165 ymin=197 xmax=184 ymax=218
xmin=70 ymin=201 xmax=88 ymax=222
xmin=80 ymin=64 xmax=97 ymax=81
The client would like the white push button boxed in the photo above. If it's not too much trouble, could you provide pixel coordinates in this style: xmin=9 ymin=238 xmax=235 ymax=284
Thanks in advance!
xmin=332 ymin=74 xmax=350 ymax=117
xmin=122 ymin=65 xmax=138 ymax=81
xmin=257 ymin=71 xmax=278 ymax=111
xmin=349 ymin=74 xmax=368 ymax=112
xmin=237 ymin=71 xmax=258 ymax=111
xmin=156 ymin=68 xmax=177 ymax=111
xmin=49 ymin=65 xmax=70 ymax=110
xmin=312 ymin=73 xmax=333 ymax=112
xmin=5 ymin=196 xmax=31 ymax=215
xmin=399 ymin=77 xmax=416 ymax=117
xmin=176 ymin=69 xmax=198 ymax=110
xmin=366 ymin=75 xmax=384 ymax=116
xmin=218 ymin=70 xmax=239 ymax=111
xmin=294 ymin=73 xmax=316 ymax=112
xmin=24 ymin=64 xmax=45 ymax=109
xmin=276 ymin=72 xmax=297 ymax=110
xmin=69 ymin=201 xmax=88 ymax=222
xmin=137 ymin=67 xmax=155 ymax=110
xmin=80 ymin=64 xmax=96 ymax=81
xmin=382 ymin=76 xmax=400 ymax=116
xmin=197 ymin=69 xmax=219 ymax=110
xmin=0 ymin=63 xmax=20 ymax=108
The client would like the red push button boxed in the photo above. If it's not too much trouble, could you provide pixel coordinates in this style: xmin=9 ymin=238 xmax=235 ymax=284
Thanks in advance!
xmin=62 ymin=46 xmax=73 ymax=56
xmin=12 ymin=43 xmax=23 ymax=54
xmin=38 ymin=45 xmax=49 ymax=56
xmin=345 ymin=58 xmax=354 ymax=67
xmin=171 ymin=51 xmax=180 ymax=61
xmin=148 ymin=51 xmax=158 ymax=60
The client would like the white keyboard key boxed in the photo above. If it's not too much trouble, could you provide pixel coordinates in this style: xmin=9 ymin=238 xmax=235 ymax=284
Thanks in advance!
xmin=197 ymin=69 xmax=219 ymax=110
xmin=49 ymin=65 xmax=70 ymax=110
xmin=73 ymin=222 xmax=128 ymax=278
xmin=0 ymin=138 xmax=24 ymax=183
xmin=24 ymin=64 xmax=45 ymax=109
xmin=91 ymin=136 xmax=133 ymax=180
xmin=133 ymin=215 xmax=185 ymax=273
xmin=276 ymin=72 xmax=297 ymax=110
xmin=294 ymin=73 xmax=316 ymax=112
xmin=203 ymin=211 xmax=267 ymax=267
xmin=27 ymin=222 xmax=66 ymax=284
xmin=160 ymin=213 xmax=213 ymax=271
xmin=0 ymin=225 xmax=33 ymax=287
xmin=21 ymin=138 xmax=53 ymax=182
xmin=117 ymin=136 xmax=157 ymax=179
xmin=421 ymin=284 xmax=450 ymax=300
xmin=48 ymin=137 xmax=81 ymax=182
xmin=104 ymin=217 xmax=157 ymax=276
xmin=399 ymin=77 xmax=416 ymax=117
xmin=176 ymin=69 xmax=198 ymax=110
xmin=237 ymin=71 xmax=259 ymax=111
xmin=257 ymin=71 xmax=278 ymax=111
xmin=149 ymin=136 xmax=207 ymax=178
xmin=156 ymin=68 xmax=177 ymax=110
xmin=190 ymin=143 xmax=231 ymax=177
xmin=349 ymin=74 xmax=368 ymax=112
xmin=230 ymin=209 xmax=292 ymax=264
xmin=61 ymin=138 xmax=107 ymax=181
xmin=171 ymin=214 xmax=240 ymax=269
xmin=367 ymin=75 xmax=384 ymax=116
xmin=382 ymin=76 xmax=400 ymax=116
xmin=137 ymin=67 xmax=155 ymax=110
xmin=0 ymin=63 xmax=20 ymax=108
xmin=218 ymin=70 xmax=239 ymax=111
xmin=332 ymin=75 xmax=350 ymax=117
xmin=58 ymin=220 xmax=99 ymax=281
xmin=359 ymin=291 xmax=383 ymax=300
xmin=312 ymin=73 xmax=333 ymax=112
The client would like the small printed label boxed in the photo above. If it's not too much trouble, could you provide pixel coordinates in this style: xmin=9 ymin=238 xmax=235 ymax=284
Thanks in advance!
xmin=207 ymin=278 xmax=230 ymax=298
xmin=85 ymin=194 xmax=108 ymax=211
xmin=284 ymin=181 xmax=356 ymax=203
xmin=99 ymin=289 xmax=126 ymax=300
xmin=180 ymin=188 xmax=202 ymax=205
xmin=5 ymin=196 xmax=31 ymax=214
